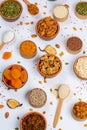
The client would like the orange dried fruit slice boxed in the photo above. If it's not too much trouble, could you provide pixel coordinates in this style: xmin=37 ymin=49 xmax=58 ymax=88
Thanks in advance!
xmin=11 ymin=69 xmax=21 ymax=79
xmin=20 ymin=70 xmax=28 ymax=82
xmin=11 ymin=78 xmax=22 ymax=88
xmin=11 ymin=65 xmax=22 ymax=71
xmin=3 ymin=69 xmax=12 ymax=80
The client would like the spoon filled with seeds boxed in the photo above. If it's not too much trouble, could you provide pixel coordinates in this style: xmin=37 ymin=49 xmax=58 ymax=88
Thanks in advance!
xmin=23 ymin=0 xmax=39 ymax=15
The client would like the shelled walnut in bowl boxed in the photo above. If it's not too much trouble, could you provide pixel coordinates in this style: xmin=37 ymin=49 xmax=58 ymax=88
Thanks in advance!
xmin=37 ymin=54 xmax=62 ymax=78
xmin=19 ymin=40 xmax=37 ymax=59
xmin=36 ymin=16 xmax=60 ymax=40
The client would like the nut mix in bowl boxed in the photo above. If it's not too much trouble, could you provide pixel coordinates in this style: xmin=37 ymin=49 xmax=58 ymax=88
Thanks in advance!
xmin=37 ymin=54 xmax=62 ymax=78
xmin=2 ymin=64 xmax=28 ymax=89
xmin=36 ymin=16 xmax=60 ymax=40
xmin=20 ymin=112 xmax=47 ymax=130
xmin=0 ymin=0 xmax=23 ymax=22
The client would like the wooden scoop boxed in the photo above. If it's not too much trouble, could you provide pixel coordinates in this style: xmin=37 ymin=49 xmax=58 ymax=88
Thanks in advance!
xmin=23 ymin=0 xmax=39 ymax=15
xmin=53 ymin=84 xmax=70 ymax=128
xmin=0 ymin=31 xmax=15 ymax=50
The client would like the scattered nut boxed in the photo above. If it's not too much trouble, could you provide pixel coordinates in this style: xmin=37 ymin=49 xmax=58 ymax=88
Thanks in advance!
xmin=44 ymin=45 xmax=57 ymax=55
xmin=31 ymin=34 xmax=37 ymax=38
xmin=6 ymin=99 xmax=22 ymax=109
xmin=5 ymin=112 xmax=9 ymax=118
xmin=0 ymin=104 xmax=4 ymax=108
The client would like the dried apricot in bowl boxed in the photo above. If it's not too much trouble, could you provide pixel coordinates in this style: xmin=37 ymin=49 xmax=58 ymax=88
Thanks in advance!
xmin=0 ymin=0 xmax=23 ymax=22
xmin=37 ymin=54 xmax=62 ymax=78
xmin=2 ymin=64 xmax=28 ymax=89
xmin=36 ymin=16 xmax=60 ymax=40
xmin=20 ymin=40 xmax=37 ymax=59
xmin=72 ymin=101 xmax=87 ymax=121
xmin=20 ymin=112 xmax=47 ymax=130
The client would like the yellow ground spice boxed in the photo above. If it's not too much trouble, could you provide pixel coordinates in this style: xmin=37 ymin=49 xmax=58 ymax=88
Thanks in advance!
xmin=20 ymin=40 xmax=37 ymax=58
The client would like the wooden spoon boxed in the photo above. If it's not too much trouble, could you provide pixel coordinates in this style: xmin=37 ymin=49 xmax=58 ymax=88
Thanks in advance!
xmin=0 ymin=31 xmax=15 ymax=50
xmin=53 ymin=84 xmax=70 ymax=128
xmin=23 ymin=0 xmax=39 ymax=15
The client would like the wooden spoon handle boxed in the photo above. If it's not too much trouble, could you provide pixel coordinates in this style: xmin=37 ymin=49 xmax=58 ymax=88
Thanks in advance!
xmin=0 ymin=41 xmax=6 ymax=50
xmin=23 ymin=0 xmax=30 ymax=6
xmin=53 ymin=98 xmax=63 ymax=128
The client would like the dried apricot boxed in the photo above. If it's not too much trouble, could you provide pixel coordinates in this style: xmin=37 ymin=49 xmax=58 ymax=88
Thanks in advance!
xmin=11 ymin=79 xmax=22 ymax=88
xmin=20 ymin=70 xmax=28 ymax=82
xmin=11 ymin=69 xmax=21 ymax=79
xmin=3 ymin=69 xmax=12 ymax=80
xmin=11 ymin=65 xmax=21 ymax=71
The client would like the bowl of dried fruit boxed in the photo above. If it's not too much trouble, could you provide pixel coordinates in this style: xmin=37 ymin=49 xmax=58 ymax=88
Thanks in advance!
xmin=2 ymin=64 xmax=28 ymax=89
xmin=37 ymin=54 xmax=62 ymax=78
xmin=20 ymin=112 xmax=47 ymax=130
xmin=0 ymin=0 xmax=23 ymax=22
xmin=72 ymin=101 xmax=87 ymax=121
xmin=36 ymin=16 xmax=60 ymax=40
